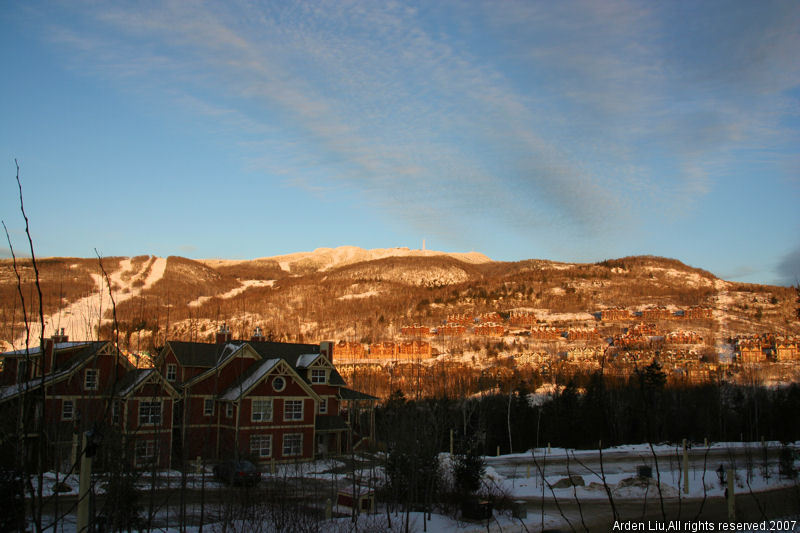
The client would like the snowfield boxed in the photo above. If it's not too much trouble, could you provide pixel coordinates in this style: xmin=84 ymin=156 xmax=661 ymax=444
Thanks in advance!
xmin=31 ymin=441 xmax=800 ymax=532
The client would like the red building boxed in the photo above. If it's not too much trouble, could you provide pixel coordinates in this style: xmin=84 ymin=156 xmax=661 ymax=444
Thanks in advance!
xmin=446 ymin=314 xmax=474 ymax=326
xmin=474 ymin=323 xmax=505 ymax=336
xmin=684 ymin=306 xmax=714 ymax=320
xmin=642 ymin=306 xmax=674 ymax=321
xmin=0 ymin=334 xmax=177 ymax=469
xmin=509 ymin=311 xmax=537 ymax=327
xmin=437 ymin=324 xmax=466 ymax=337
xmin=156 ymin=328 xmax=376 ymax=465
xmin=601 ymin=308 xmax=631 ymax=321
xmin=400 ymin=324 xmax=433 ymax=337
xmin=332 ymin=340 xmax=366 ymax=361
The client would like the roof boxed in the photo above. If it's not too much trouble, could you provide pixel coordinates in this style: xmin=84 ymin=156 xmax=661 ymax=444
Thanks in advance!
xmin=246 ymin=341 xmax=320 ymax=362
xmin=163 ymin=339 xmax=349 ymax=390
xmin=219 ymin=358 xmax=280 ymax=401
xmin=247 ymin=341 xmax=346 ymax=386
xmin=315 ymin=415 xmax=348 ymax=431
xmin=56 ymin=342 xmax=118 ymax=373
xmin=295 ymin=353 xmax=319 ymax=368
xmin=115 ymin=368 xmax=179 ymax=398
xmin=165 ymin=341 xmax=235 ymax=367
xmin=115 ymin=368 xmax=155 ymax=397
xmin=0 ymin=341 xmax=125 ymax=402
xmin=338 ymin=387 xmax=379 ymax=401
xmin=1 ymin=341 xmax=96 ymax=358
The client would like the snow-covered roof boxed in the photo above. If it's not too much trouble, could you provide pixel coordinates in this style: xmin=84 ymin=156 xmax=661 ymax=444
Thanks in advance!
xmin=220 ymin=358 xmax=280 ymax=401
xmin=1 ymin=341 xmax=91 ymax=357
xmin=295 ymin=353 xmax=319 ymax=368
xmin=0 ymin=368 xmax=72 ymax=400
xmin=115 ymin=369 xmax=155 ymax=397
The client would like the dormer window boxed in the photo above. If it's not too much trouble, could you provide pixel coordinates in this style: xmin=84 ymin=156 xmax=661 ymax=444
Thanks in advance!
xmin=310 ymin=369 xmax=326 ymax=384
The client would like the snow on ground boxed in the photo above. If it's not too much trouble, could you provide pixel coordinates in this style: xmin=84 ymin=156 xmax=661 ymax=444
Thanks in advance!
xmin=9 ymin=256 xmax=168 ymax=349
xmin=142 ymin=256 xmax=167 ymax=289
xmin=30 ymin=442 xmax=800 ymax=532
xmin=528 ymin=309 xmax=596 ymax=322
xmin=187 ymin=279 xmax=275 ymax=307
xmin=338 ymin=290 xmax=380 ymax=300
xmin=267 ymin=246 xmax=492 ymax=273
xmin=643 ymin=266 xmax=715 ymax=287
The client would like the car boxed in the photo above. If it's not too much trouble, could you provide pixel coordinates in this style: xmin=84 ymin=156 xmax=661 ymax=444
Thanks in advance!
xmin=212 ymin=460 xmax=261 ymax=486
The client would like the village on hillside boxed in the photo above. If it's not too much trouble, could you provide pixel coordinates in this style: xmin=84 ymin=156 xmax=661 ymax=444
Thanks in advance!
xmin=332 ymin=305 xmax=800 ymax=397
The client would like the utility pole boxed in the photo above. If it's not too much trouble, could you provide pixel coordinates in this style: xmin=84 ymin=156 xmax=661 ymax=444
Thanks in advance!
xmin=76 ymin=432 xmax=93 ymax=533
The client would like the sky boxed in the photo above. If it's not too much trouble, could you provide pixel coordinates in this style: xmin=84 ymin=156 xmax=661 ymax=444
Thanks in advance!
xmin=0 ymin=1 xmax=798 ymax=286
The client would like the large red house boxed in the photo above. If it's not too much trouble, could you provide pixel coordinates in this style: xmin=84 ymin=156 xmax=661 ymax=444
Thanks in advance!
xmin=154 ymin=327 xmax=377 ymax=466
xmin=0 ymin=333 xmax=177 ymax=470
xmin=1 ymin=327 xmax=376 ymax=470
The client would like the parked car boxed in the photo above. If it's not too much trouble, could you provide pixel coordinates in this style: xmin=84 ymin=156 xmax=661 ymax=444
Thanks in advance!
xmin=212 ymin=460 xmax=261 ymax=486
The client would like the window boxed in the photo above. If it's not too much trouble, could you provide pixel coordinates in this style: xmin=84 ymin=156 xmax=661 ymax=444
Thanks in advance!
xmin=284 ymin=400 xmax=303 ymax=421
xmin=84 ymin=369 xmax=98 ymax=390
xmin=139 ymin=401 xmax=161 ymax=425
xmin=226 ymin=403 xmax=233 ymax=418
xmin=62 ymin=400 xmax=74 ymax=421
xmin=251 ymin=399 xmax=272 ymax=422
xmin=135 ymin=440 xmax=156 ymax=466
xmin=310 ymin=369 xmax=326 ymax=384
xmin=251 ymin=435 xmax=272 ymax=458
xmin=282 ymin=433 xmax=302 ymax=457
xmin=112 ymin=401 xmax=120 ymax=424
xmin=204 ymin=399 xmax=214 ymax=416
xmin=319 ymin=398 xmax=327 ymax=414
xmin=166 ymin=364 xmax=177 ymax=382
xmin=272 ymin=376 xmax=286 ymax=392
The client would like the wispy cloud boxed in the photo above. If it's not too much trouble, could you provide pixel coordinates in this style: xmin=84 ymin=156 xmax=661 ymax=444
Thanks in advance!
xmin=35 ymin=0 xmax=800 ymax=258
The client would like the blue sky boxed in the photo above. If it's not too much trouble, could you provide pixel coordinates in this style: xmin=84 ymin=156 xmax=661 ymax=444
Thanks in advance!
xmin=1 ymin=1 xmax=798 ymax=285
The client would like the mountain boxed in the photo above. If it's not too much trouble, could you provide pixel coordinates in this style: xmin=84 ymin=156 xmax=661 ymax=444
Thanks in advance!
xmin=0 ymin=247 xmax=796 ymax=354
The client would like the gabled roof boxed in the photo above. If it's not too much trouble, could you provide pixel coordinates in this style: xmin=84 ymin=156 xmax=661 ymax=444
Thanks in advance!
xmin=1 ymin=341 xmax=93 ymax=357
xmin=246 ymin=341 xmax=320 ymax=363
xmin=296 ymin=353 xmax=319 ymax=368
xmin=247 ymin=345 xmax=347 ymax=387
xmin=161 ymin=339 xmax=349 ymax=390
xmin=115 ymin=368 xmax=180 ymax=399
xmin=0 ymin=341 xmax=124 ymax=402
xmin=181 ymin=342 xmax=260 ymax=388
xmin=219 ymin=358 xmax=280 ymax=401
xmin=57 ymin=342 xmax=125 ymax=373
xmin=164 ymin=341 xmax=236 ymax=368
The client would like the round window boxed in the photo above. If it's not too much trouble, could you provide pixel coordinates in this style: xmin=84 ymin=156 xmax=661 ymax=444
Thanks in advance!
xmin=272 ymin=376 xmax=286 ymax=392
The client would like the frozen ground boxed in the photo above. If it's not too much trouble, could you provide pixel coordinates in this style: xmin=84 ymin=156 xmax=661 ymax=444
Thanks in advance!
xmin=31 ymin=441 xmax=800 ymax=532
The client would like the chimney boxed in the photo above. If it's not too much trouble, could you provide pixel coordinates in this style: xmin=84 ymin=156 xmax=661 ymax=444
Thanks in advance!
xmin=251 ymin=326 xmax=265 ymax=343
xmin=51 ymin=327 xmax=68 ymax=344
xmin=319 ymin=340 xmax=333 ymax=363
xmin=43 ymin=337 xmax=55 ymax=375
xmin=215 ymin=323 xmax=232 ymax=344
